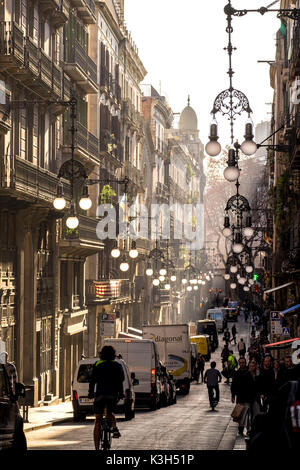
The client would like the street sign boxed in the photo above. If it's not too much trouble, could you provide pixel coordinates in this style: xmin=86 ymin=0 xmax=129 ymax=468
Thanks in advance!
xmin=271 ymin=311 xmax=281 ymax=320
xmin=282 ymin=327 xmax=290 ymax=337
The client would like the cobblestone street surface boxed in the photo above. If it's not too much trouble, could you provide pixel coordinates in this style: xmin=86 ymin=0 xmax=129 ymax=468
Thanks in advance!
xmin=26 ymin=316 xmax=251 ymax=451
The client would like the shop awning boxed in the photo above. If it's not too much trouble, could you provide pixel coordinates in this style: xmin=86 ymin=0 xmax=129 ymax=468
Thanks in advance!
xmin=279 ymin=304 xmax=300 ymax=316
xmin=264 ymin=281 xmax=295 ymax=294
xmin=265 ymin=338 xmax=300 ymax=349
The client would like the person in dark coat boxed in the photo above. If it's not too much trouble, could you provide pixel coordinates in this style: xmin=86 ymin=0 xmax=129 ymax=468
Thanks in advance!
xmin=256 ymin=355 xmax=275 ymax=411
xmin=231 ymin=357 xmax=259 ymax=435
xmin=231 ymin=324 xmax=237 ymax=345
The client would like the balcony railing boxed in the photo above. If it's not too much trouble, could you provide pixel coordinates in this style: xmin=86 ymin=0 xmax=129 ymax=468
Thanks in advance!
xmin=290 ymin=22 xmax=300 ymax=78
xmin=63 ymin=120 xmax=99 ymax=161
xmin=122 ymin=99 xmax=143 ymax=130
xmin=39 ymin=1 xmax=69 ymax=26
xmin=123 ymin=160 xmax=144 ymax=188
xmin=64 ymin=39 xmax=98 ymax=93
xmin=70 ymin=0 xmax=96 ymax=24
xmin=0 ymin=21 xmax=24 ymax=68
xmin=85 ymin=279 xmax=134 ymax=303
xmin=24 ymin=37 xmax=39 ymax=78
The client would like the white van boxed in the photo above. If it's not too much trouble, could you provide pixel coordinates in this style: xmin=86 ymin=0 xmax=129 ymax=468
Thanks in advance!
xmin=72 ymin=356 xmax=137 ymax=421
xmin=206 ymin=308 xmax=224 ymax=332
xmin=103 ymin=338 xmax=161 ymax=410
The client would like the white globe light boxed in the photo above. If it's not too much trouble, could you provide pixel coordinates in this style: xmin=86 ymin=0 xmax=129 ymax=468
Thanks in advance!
xmin=159 ymin=275 xmax=165 ymax=282
xmin=182 ymin=279 xmax=187 ymax=285
xmin=238 ymin=277 xmax=246 ymax=285
xmin=230 ymin=283 xmax=237 ymax=289
xmin=129 ymin=248 xmax=138 ymax=259
xmin=245 ymin=265 xmax=253 ymax=273
xmin=66 ymin=215 xmax=79 ymax=229
xmin=111 ymin=248 xmax=121 ymax=258
xmin=243 ymin=227 xmax=254 ymax=238
xmin=146 ymin=268 xmax=153 ymax=276
xmin=170 ymin=275 xmax=177 ymax=282
xmin=240 ymin=139 xmax=257 ymax=156
xmin=205 ymin=140 xmax=221 ymax=157
xmin=237 ymin=274 xmax=240 ymax=279
xmin=222 ymin=227 xmax=232 ymax=238
xmin=224 ymin=166 xmax=240 ymax=182
xmin=206 ymin=275 xmax=210 ymax=281
xmin=120 ymin=261 xmax=129 ymax=272
xmin=224 ymin=274 xmax=230 ymax=280
xmin=187 ymin=285 xmax=192 ymax=291
xmin=198 ymin=279 xmax=202 ymax=284
xmin=232 ymin=242 xmax=244 ymax=254
xmin=159 ymin=268 xmax=167 ymax=276
xmin=53 ymin=197 xmax=66 ymax=210
xmin=153 ymin=278 xmax=160 ymax=286
xmin=193 ymin=285 xmax=198 ymax=291
xmin=249 ymin=279 xmax=254 ymax=285
xmin=79 ymin=196 xmax=92 ymax=211
xmin=165 ymin=284 xmax=170 ymax=290
xmin=230 ymin=265 xmax=238 ymax=273
xmin=202 ymin=281 xmax=206 ymax=285
xmin=243 ymin=286 xmax=250 ymax=292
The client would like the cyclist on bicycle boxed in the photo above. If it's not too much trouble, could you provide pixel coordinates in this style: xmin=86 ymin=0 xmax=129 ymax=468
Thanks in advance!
xmin=88 ymin=345 xmax=125 ymax=450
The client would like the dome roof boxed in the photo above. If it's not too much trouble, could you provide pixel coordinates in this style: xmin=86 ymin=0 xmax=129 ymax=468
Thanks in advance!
xmin=179 ymin=97 xmax=198 ymax=131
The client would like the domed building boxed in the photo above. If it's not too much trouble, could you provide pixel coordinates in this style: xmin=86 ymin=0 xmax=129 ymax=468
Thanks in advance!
xmin=179 ymin=96 xmax=198 ymax=133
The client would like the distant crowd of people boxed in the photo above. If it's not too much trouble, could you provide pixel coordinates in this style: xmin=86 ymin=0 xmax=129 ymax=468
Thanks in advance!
xmin=220 ymin=305 xmax=300 ymax=450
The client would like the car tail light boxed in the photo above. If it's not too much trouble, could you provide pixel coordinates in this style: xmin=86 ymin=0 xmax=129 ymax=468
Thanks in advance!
xmin=73 ymin=390 xmax=78 ymax=401
xmin=151 ymin=368 xmax=156 ymax=384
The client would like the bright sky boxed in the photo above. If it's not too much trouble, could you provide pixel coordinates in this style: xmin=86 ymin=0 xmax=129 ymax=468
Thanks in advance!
xmin=124 ymin=0 xmax=280 ymax=148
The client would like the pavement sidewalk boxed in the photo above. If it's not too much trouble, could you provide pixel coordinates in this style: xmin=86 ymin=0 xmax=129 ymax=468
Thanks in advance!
xmin=23 ymin=401 xmax=74 ymax=433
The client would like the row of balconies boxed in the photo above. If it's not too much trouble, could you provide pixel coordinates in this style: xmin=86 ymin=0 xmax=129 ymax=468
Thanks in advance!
xmin=100 ymin=128 xmax=124 ymax=163
xmin=0 ymin=22 xmax=69 ymax=101
xmin=39 ymin=0 xmax=69 ymax=27
xmin=100 ymin=66 xmax=122 ymax=104
xmin=289 ymin=21 xmax=300 ymax=80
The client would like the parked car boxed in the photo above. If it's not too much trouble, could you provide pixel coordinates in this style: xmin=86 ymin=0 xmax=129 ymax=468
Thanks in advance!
xmin=72 ymin=356 xmax=138 ymax=421
xmin=0 ymin=363 xmax=27 ymax=451
xmin=103 ymin=338 xmax=161 ymax=410
xmin=206 ymin=308 xmax=225 ymax=332
xmin=190 ymin=335 xmax=211 ymax=361
xmin=196 ymin=320 xmax=219 ymax=351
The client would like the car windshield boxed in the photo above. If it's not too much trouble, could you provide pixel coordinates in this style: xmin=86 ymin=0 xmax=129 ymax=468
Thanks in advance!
xmin=77 ymin=364 xmax=94 ymax=383
xmin=215 ymin=312 xmax=222 ymax=320
xmin=197 ymin=323 xmax=215 ymax=335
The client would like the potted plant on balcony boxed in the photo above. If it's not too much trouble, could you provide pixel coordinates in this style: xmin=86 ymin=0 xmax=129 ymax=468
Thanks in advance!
xmin=100 ymin=184 xmax=117 ymax=206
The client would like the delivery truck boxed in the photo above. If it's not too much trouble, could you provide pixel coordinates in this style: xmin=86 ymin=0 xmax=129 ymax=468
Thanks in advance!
xmin=142 ymin=324 xmax=192 ymax=395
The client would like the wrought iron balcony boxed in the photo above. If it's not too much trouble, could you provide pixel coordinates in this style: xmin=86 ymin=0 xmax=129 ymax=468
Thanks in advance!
xmin=290 ymin=21 xmax=300 ymax=79
xmin=122 ymin=160 xmax=144 ymax=189
xmin=85 ymin=278 xmax=134 ymax=304
xmin=0 ymin=21 xmax=24 ymax=71
xmin=122 ymin=99 xmax=144 ymax=132
xmin=24 ymin=37 xmax=39 ymax=78
xmin=69 ymin=0 xmax=96 ymax=24
xmin=59 ymin=215 xmax=104 ymax=258
xmin=64 ymin=39 xmax=98 ymax=93
xmin=63 ymin=119 xmax=99 ymax=166
xmin=10 ymin=156 xmax=69 ymax=203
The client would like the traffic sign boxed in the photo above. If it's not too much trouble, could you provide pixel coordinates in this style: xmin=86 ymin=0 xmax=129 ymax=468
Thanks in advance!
xmin=282 ymin=327 xmax=290 ymax=337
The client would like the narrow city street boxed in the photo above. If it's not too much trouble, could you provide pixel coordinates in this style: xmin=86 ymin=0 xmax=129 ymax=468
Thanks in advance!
xmin=26 ymin=317 xmax=250 ymax=451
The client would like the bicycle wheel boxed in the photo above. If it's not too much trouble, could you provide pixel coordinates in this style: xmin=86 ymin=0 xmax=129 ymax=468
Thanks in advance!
xmin=101 ymin=423 xmax=112 ymax=451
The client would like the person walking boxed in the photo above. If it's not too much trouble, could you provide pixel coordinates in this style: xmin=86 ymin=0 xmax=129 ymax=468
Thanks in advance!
xmin=237 ymin=338 xmax=246 ymax=357
xmin=223 ymin=328 xmax=231 ymax=346
xmin=227 ymin=350 xmax=238 ymax=383
xmin=256 ymin=355 xmax=275 ymax=412
xmin=195 ymin=353 xmax=205 ymax=384
xmin=231 ymin=357 xmax=258 ymax=436
xmin=231 ymin=324 xmax=237 ymax=345
xmin=204 ymin=361 xmax=222 ymax=410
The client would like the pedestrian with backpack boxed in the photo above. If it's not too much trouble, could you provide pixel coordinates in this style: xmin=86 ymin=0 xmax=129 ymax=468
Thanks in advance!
xmin=227 ymin=350 xmax=238 ymax=383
